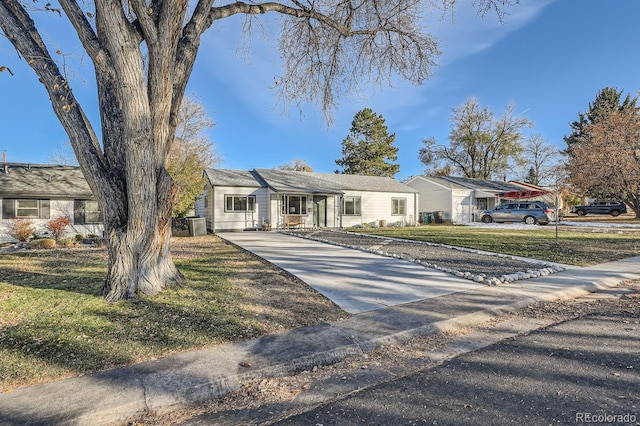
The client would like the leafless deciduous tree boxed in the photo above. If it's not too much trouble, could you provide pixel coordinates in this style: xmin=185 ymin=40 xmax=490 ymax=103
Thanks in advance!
xmin=419 ymin=97 xmax=532 ymax=179
xmin=278 ymin=159 xmax=314 ymax=172
xmin=0 ymin=0 xmax=511 ymax=301
xmin=520 ymin=133 xmax=562 ymax=186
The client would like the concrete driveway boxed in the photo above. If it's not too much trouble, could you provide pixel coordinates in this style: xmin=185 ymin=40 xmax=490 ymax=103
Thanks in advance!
xmin=218 ymin=232 xmax=482 ymax=314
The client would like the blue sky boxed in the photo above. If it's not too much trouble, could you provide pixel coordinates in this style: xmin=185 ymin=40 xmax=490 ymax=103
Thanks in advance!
xmin=1 ymin=0 xmax=639 ymax=181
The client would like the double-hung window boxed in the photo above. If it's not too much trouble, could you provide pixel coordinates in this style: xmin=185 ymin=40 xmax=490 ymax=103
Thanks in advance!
xmin=74 ymin=200 xmax=103 ymax=224
xmin=2 ymin=199 xmax=50 ymax=219
xmin=391 ymin=198 xmax=407 ymax=215
xmin=342 ymin=196 xmax=361 ymax=215
xmin=225 ymin=195 xmax=255 ymax=212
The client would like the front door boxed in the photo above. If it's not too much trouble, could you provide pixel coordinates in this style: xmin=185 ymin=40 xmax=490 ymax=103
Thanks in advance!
xmin=313 ymin=196 xmax=327 ymax=227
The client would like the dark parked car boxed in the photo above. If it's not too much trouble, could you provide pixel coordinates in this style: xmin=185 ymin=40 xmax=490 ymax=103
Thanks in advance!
xmin=571 ymin=201 xmax=627 ymax=216
xmin=480 ymin=201 xmax=554 ymax=225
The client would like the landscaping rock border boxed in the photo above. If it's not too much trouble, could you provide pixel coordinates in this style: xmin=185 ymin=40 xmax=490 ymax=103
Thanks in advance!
xmin=285 ymin=230 xmax=566 ymax=286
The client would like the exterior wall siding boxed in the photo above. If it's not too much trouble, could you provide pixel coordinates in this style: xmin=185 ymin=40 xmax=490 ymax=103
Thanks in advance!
xmin=0 ymin=198 xmax=103 ymax=243
xmin=340 ymin=191 xmax=417 ymax=228
xmin=197 ymin=185 xmax=267 ymax=232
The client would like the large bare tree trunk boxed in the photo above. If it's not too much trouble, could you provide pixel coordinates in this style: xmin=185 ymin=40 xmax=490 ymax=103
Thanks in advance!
xmin=101 ymin=167 xmax=184 ymax=301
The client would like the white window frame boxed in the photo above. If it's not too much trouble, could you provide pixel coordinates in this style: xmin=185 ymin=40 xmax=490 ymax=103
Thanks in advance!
xmin=224 ymin=195 xmax=256 ymax=212
xmin=342 ymin=196 xmax=361 ymax=216
xmin=84 ymin=200 xmax=102 ymax=224
xmin=391 ymin=198 xmax=407 ymax=216
xmin=16 ymin=199 xmax=40 ymax=218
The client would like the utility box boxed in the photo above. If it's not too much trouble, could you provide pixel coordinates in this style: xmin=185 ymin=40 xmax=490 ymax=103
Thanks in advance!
xmin=186 ymin=217 xmax=207 ymax=237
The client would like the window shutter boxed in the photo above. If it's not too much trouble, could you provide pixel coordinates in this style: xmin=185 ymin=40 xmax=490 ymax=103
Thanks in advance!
xmin=40 ymin=199 xmax=50 ymax=219
xmin=74 ymin=200 xmax=86 ymax=225
xmin=2 ymin=199 xmax=15 ymax=219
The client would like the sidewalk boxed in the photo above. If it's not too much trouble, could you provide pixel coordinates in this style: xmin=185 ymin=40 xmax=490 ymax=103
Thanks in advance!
xmin=0 ymin=240 xmax=638 ymax=425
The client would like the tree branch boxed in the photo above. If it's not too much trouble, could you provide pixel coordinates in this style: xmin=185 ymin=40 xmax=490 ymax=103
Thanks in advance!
xmin=57 ymin=1 xmax=103 ymax=58
xmin=0 ymin=0 xmax=108 ymax=192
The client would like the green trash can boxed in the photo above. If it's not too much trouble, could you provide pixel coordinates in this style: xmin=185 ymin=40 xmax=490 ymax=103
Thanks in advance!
xmin=421 ymin=212 xmax=432 ymax=224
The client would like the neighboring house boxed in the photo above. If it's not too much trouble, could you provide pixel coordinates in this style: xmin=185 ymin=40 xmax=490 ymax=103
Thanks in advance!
xmin=0 ymin=163 xmax=103 ymax=242
xmin=405 ymin=175 xmax=552 ymax=224
xmin=195 ymin=168 xmax=419 ymax=232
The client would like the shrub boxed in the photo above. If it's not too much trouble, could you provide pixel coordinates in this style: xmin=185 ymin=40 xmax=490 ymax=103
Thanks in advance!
xmin=58 ymin=238 xmax=76 ymax=248
xmin=28 ymin=238 xmax=56 ymax=249
xmin=45 ymin=216 xmax=71 ymax=241
xmin=75 ymin=234 xmax=84 ymax=242
xmin=7 ymin=219 xmax=35 ymax=242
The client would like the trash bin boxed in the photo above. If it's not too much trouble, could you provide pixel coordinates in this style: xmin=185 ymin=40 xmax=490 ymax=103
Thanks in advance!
xmin=434 ymin=211 xmax=445 ymax=224
xmin=186 ymin=217 xmax=207 ymax=237
xmin=421 ymin=212 xmax=432 ymax=224
xmin=379 ymin=220 xmax=387 ymax=227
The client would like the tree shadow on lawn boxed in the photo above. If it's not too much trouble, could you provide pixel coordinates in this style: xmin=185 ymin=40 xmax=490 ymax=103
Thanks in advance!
xmin=0 ymin=251 xmax=105 ymax=296
xmin=0 ymin=286 xmax=271 ymax=392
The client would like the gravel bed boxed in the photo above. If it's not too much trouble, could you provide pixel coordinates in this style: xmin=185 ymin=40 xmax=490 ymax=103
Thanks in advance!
xmin=285 ymin=230 xmax=565 ymax=286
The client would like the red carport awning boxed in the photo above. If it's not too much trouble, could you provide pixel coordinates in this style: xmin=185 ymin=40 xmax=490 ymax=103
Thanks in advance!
xmin=495 ymin=189 xmax=549 ymax=200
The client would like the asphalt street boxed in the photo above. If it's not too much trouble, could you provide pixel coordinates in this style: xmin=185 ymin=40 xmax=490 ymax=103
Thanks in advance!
xmin=273 ymin=313 xmax=639 ymax=426
xmin=181 ymin=310 xmax=640 ymax=426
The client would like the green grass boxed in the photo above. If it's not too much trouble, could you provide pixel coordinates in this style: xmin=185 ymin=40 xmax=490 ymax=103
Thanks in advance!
xmin=350 ymin=225 xmax=640 ymax=266
xmin=0 ymin=236 xmax=345 ymax=392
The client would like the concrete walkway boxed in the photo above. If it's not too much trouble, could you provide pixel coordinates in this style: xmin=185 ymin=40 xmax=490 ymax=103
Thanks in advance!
xmin=218 ymin=231 xmax=483 ymax=313
xmin=0 ymin=234 xmax=639 ymax=426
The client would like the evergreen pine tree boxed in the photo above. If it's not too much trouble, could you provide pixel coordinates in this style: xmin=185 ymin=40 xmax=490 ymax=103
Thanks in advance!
xmin=564 ymin=87 xmax=638 ymax=155
xmin=335 ymin=108 xmax=399 ymax=177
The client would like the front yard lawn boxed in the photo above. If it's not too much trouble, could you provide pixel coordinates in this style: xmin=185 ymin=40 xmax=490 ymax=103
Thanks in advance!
xmin=350 ymin=225 xmax=640 ymax=266
xmin=0 ymin=235 xmax=347 ymax=392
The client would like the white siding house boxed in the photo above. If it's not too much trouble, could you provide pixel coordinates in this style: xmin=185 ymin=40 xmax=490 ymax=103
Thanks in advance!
xmin=0 ymin=163 xmax=104 ymax=242
xmin=196 ymin=168 xmax=418 ymax=232
xmin=406 ymin=176 xmax=549 ymax=224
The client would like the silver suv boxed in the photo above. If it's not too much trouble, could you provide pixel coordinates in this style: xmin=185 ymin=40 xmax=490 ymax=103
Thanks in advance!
xmin=480 ymin=201 xmax=554 ymax=225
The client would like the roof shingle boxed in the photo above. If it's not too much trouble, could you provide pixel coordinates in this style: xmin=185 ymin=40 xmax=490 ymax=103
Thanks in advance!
xmin=0 ymin=163 xmax=94 ymax=198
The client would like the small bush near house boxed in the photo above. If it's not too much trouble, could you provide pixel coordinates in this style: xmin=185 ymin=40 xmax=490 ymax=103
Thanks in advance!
xmin=58 ymin=238 xmax=76 ymax=248
xmin=28 ymin=238 xmax=56 ymax=249
xmin=7 ymin=219 xmax=35 ymax=242
xmin=45 ymin=216 xmax=71 ymax=241
xmin=75 ymin=234 xmax=84 ymax=242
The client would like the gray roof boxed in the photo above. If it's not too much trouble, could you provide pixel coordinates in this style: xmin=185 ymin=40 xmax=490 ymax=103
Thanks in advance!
xmin=309 ymin=172 xmax=416 ymax=193
xmin=254 ymin=169 xmax=343 ymax=194
xmin=205 ymin=168 xmax=417 ymax=194
xmin=408 ymin=176 xmax=471 ymax=191
xmin=0 ymin=163 xmax=94 ymax=198
xmin=204 ymin=169 xmax=265 ymax=188
xmin=440 ymin=176 xmax=524 ymax=193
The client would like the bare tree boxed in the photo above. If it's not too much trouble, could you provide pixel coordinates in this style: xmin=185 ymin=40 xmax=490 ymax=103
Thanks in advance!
xmin=519 ymin=133 xmax=562 ymax=186
xmin=0 ymin=1 xmax=511 ymax=301
xmin=278 ymin=159 xmax=314 ymax=172
xmin=419 ymin=98 xmax=532 ymax=179
xmin=49 ymin=143 xmax=79 ymax=166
